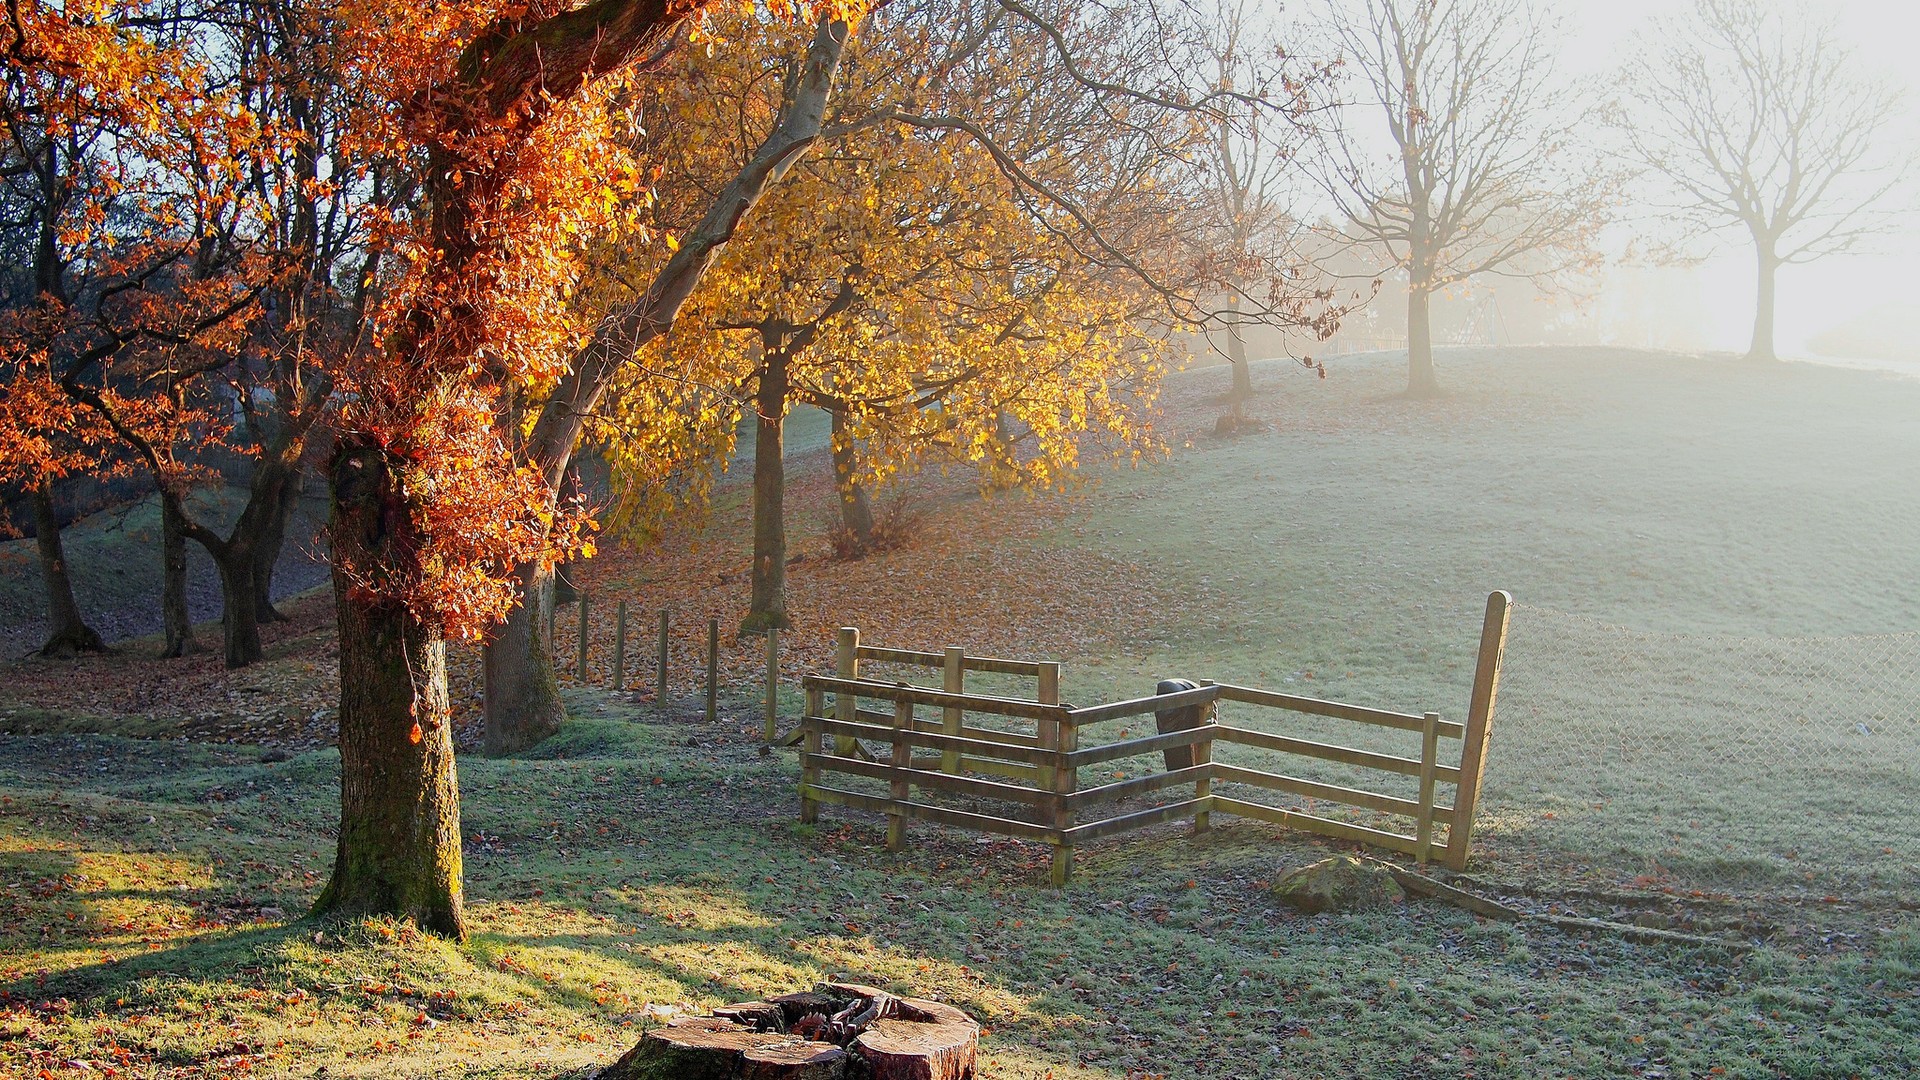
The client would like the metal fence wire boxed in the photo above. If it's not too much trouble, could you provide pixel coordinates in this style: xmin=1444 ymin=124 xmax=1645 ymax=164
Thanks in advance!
xmin=1482 ymin=603 xmax=1920 ymax=899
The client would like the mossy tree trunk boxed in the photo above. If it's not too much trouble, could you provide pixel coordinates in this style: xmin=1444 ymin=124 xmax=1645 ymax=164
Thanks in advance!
xmin=829 ymin=407 xmax=873 ymax=554
xmin=159 ymin=491 xmax=200 ymax=658
xmin=313 ymin=437 xmax=465 ymax=939
xmin=483 ymin=562 xmax=566 ymax=756
xmin=745 ymin=346 xmax=791 ymax=633
xmin=31 ymin=475 xmax=106 ymax=658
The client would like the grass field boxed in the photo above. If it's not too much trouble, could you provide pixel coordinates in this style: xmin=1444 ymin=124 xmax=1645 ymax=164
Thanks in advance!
xmin=4 ymin=347 xmax=1919 ymax=1078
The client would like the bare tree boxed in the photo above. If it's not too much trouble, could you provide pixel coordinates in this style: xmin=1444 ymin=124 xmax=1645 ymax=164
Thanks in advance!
xmin=1193 ymin=0 xmax=1335 ymax=430
xmin=1318 ymin=0 xmax=1608 ymax=397
xmin=1617 ymin=0 xmax=1909 ymax=362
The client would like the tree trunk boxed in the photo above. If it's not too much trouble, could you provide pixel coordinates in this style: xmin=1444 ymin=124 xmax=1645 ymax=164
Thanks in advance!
xmin=745 ymin=352 xmax=790 ymax=633
xmin=159 ymin=492 xmax=200 ymax=658
xmin=1748 ymin=246 xmax=1778 ymax=362
xmin=1405 ymin=282 xmax=1439 ymax=398
xmin=313 ymin=438 xmax=466 ymax=939
xmin=214 ymin=543 xmax=263 ymax=668
xmin=1226 ymin=293 xmax=1251 ymax=421
xmin=252 ymin=462 xmax=303 ymax=622
xmin=483 ymin=561 xmax=567 ymax=756
xmin=829 ymin=408 xmax=873 ymax=554
xmin=31 ymin=475 xmax=106 ymax=658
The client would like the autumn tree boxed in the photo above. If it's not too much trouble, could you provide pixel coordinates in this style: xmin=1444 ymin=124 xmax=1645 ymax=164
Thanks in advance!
xmin=1615 ymin=0 xmax=1909 ymax=362
xmin=1317 ymin=0 xmax=1609 ymax=397
xmin=590 ymin=1 xmax=1189 ymax=633
xmin=2 ymin=0 xmax=271 ymax=658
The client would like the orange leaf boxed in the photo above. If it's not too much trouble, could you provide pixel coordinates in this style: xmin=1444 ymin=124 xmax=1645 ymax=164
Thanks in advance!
xmin=408 ymin=721 xmax=423 ymax=745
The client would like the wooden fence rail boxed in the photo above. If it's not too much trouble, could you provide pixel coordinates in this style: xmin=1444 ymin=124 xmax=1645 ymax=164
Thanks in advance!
xmin=796 ymin=592 xmax=1510 ymax=885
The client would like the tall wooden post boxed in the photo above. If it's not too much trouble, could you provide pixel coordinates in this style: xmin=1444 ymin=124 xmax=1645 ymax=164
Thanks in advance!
xmin=656 ymin=610 xmax=670 ymax=701
xmin=801 ymin=683 xmax=824 ymax=824
xmin=763 ymin=627 xmax=781 ymax=741
xmin=834 ymin=627 xmax=859 ymax=755
xmin=1035 ymin=661 xmax=1061 ymax=795
xmin=1416 ymin=711 xmax=1441 ymax=865
xmin=576 ymin=592 xmax=590 ymax=680
xmin=1051 ymin=712 xmax=1078 ymax=888
xmin=1445 ymin=590 xmax=1511 ymax=871
xmin=887 ymin=695 xmax=912 ymax=851
xmin=706 ymin=617 xmax=721 ymax=724
xmin=1192 ymin=680 xmax=1215 ymax=834
xmin=940 ymin=647 xmax=965 ymax=773
xmin=611 ymin=600 xmax=627 ymax=691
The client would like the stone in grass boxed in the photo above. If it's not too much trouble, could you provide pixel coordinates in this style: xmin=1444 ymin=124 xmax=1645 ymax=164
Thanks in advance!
xmin=1271 ymin=855 xmax=1405 ymax=914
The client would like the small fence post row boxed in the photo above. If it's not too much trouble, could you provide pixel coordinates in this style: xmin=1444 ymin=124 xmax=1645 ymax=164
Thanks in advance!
xmin=539 ymin=600 xmax=779 ymax=732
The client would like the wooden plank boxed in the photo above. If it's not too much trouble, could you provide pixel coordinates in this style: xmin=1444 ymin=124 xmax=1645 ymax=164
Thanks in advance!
xmin=1214 ymin=684 xmax=1464 ymax=739
xmin=1214 ymin=725 xmax=1463 ymax=784
xmin=1066 ymin=684 xmax=1222 ymax=726
xmin=1445 ymin=590 xmax=1512 ymax=871
xmin=804 ymin=675 xmax=1070 ymax=721
xmin=1067 ymin=725 xmax=1215 ymax=768
xmin=855 ymin=645 xmax=945 ymax=668
xmin=808 ymin=753 xmax=1050 ymax=806
xmin=1416 ymin=711 xmax=1440 ymax=866
xmin=960 ymin=655 xmax=1045 ymax=677
xmin=1063 ymin=798 xmax=1209 ymax=843
xmin=1210 ymin=764 xmax=1455 ymax=823
xmin=1209 ymin=796 xmax=1437 ymax=859
xmin=853 ymin=708 xmax=1042 ymax=747
xmin=813 ymin=717 xmax=1060 ymax=765
xmin=1061 ymin=765 xmax=1211 ymax=810
xmin=1193 ymin=681 xmax=1214 ymax=833
xmin=941 ymin=647 xmax=964 ymax=774
xmin=801 ymin=785 xmax=1054 ymax=842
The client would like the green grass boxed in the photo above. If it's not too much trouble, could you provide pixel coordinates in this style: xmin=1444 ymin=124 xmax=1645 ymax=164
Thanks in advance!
xmin=6 ymin=347 xmax=1920 ymax=1077
xmin=6 ymin=704 xmax=1919 ymax=1079
xmin=1037 ymin=347 xmax=1920 ymax=897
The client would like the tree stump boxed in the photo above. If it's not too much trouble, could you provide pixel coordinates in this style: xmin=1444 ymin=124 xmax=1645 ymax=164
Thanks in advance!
xmin=602 ymin=984 xmax=977 ymax=1080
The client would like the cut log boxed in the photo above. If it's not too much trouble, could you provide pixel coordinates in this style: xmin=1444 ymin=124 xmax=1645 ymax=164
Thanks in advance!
xmin=742 ymin=1041 xmax=850 ymax=1079
xmin=853 ymin=997 xmax=978 ymax=1080
xmin=606 ymin=985 xmax=976 ymax=1080
xmin=599 ymin=1016 xmax=845 ymax=1080
xmin=716 ymin=1000 xmax=790 ymax=1033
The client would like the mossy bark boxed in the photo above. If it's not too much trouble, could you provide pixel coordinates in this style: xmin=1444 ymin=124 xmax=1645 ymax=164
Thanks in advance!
xmin=828 ymin=408 xmax=872 ymax=554
xmin=745 ymin=349 xmax=790 ymax=633
xmin=313 ymin=438 xmax=466 ymax=939
xmin=483 ymin=562 xmax=567 ymax=756
xmin=159 ymin=492 xmax=200 ymax=658
xmin=31 ymin=476 xmax=106 ymax=658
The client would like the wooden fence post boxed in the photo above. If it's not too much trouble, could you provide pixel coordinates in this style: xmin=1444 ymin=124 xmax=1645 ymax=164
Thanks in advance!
xmin=801 ymin=682 xmax=824 ymax=824
xmin=887 ymin=695 xmax=911 ymax=851
xmin=940 ymin=647 xmax=964 ymax=773
xmin=1445 ymin=590 xmax=1512 ymax=871
xmin=1416 ymin=711 xmax=1441 ymax=865
xmin=834 ymin=627 xmax=859 ymax=755
xmin=1193 ymin=680 xmax=1215 ymax=834
xmin=763 ymin=627 xmax=780 ymax=741
xmin=612 ymin=600 xmax=627 ymax=691
xmin=656 ymin=610 xmax=669 ymax=700
xmin=576 ymin=591 xmax=590 ymax=680
xmin=705 ymin=617 xmax=720 ymax=724
xmin=1051 ymin=713 xmax=1078 ymax=887
xmin=1035 ymin=660 xmax=1061 ymax=795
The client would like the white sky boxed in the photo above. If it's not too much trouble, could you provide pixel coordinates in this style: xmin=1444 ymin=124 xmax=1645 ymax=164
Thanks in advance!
xmin=1295 ymin=0 xmax=1920 ymax=357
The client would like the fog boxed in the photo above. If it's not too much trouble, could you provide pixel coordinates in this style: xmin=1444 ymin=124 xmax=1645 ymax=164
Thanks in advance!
xmin=1249 ymin=0 xmax=1920 ymax=372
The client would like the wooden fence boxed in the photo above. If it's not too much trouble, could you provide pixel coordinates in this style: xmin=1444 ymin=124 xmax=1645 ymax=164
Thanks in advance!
xmin=798 ymin=592 xmax=1510 ymax=885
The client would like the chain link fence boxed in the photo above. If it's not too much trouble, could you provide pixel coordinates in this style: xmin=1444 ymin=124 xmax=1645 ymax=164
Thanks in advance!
xmin=1482 ymin=603 xmax=1920 ymax=901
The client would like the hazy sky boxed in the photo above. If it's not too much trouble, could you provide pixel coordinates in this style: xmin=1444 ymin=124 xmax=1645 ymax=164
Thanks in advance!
xmin=1301 ymin=0 xmax=1919 ymax=359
